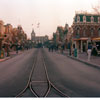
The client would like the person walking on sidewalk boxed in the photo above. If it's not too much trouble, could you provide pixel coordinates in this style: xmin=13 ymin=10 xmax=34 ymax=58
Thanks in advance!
xmin=87 ymin=43 xmax=92 ymax=61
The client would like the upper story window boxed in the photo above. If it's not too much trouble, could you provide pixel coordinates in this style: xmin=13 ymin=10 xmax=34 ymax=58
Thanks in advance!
xmin=91 ymin=16 xmax=94 ymax=23
xmin=91 ymin=28 xmax=94 ymax=36
xmin=83 ymin=29 xmax=86 ymax=37
xmin=98 ymin=17 xmax=100 ymax=23
xmin=83 ymin=15 xmax=86 ymax=23
xmin=77 ymin=16 xmax=80 ymax=23
xmin=76 ymin=27 xmax=80 ymax=38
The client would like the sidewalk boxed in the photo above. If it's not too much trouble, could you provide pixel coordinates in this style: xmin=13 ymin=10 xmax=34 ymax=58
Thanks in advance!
xmin=58 ymin=49 xmax=100 ymax=68
xmin=78 ymin=52 xmax=100 ymax=65
xmin=0 ymin=51 xmax=23 ymax=62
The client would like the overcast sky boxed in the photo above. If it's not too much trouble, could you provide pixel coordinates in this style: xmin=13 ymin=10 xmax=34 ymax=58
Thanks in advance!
xmin=0 ymin=0 xmax=99 ymax=38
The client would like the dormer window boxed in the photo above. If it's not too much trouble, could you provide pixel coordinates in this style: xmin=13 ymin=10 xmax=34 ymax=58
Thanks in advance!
xmin=83 ymin=15 xmax=86 ymax=22
xmin=91 ymin=16 xmax=94 ymax=23
xmin=77 ymin=16 xmax=80 ymax=23
xmin=98 ymin=17 xmax=100 ymax=23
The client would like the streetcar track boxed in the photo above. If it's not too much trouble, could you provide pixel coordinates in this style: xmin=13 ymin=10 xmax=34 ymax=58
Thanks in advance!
xmin=42 ymin=49 xmax=69 ymax=97
xmin=16 ymin=49 xmax=38 ymax=97
xmin=16 ymin=49 xmax=69 ymax=97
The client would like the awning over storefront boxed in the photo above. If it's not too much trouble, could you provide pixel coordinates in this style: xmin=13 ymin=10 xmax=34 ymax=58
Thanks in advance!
xmin=92 ymin=37 xmax=100 ymax=41
xmin=73 ymin=38 xmax=88 ymax=41
xmin=80 ymin=38 xmax=88 ymax=40
xmin=73 ymin=38 xmax=81 ymax=41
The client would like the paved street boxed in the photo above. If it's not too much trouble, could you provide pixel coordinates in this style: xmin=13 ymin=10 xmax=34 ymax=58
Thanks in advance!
xmin=0 ymin=48 xmax=100 ymax=97
xmin=0 ymin=0 xmax=100 ymax=98
xmin=43 ymin=49 xmax=100 ymax=97
xmin=0 ymin=49 xmax=37 ymax=97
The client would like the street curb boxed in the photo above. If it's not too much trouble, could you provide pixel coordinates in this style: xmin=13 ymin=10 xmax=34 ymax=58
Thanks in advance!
xmin=56 ymin=51 xmax=100 ymax=69
xmin=0 ymin=57 xmax=11 ymax=62
xmin=0 ymin=52 xmax=23 ymax=62
xmin=67 ymin=55 xmax=100 ymax=69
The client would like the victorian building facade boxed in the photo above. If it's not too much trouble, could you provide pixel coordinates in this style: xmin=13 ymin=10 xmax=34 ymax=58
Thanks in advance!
xmin=72 ymin=12 xmax=100 ymax=53
xmin=0 ymin=19 xmax=28 ymax=58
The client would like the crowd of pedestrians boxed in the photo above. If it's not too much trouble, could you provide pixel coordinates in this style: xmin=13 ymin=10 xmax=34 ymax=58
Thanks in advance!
xmin=48 ymin=44 xmax=65 ymax=53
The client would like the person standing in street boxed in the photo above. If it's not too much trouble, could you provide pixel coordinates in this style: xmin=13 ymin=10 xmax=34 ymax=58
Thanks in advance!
xmin=87 ymin=43 xmax=92 ymax=61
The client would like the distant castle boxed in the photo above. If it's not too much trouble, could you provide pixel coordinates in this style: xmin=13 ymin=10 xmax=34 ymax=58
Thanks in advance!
xmin=31 ymin=29 xmax=48 ymax=44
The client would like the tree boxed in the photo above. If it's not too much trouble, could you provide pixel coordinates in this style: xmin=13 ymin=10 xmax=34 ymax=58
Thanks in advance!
xmin=92 ymin=2 xmax=100 ymax=14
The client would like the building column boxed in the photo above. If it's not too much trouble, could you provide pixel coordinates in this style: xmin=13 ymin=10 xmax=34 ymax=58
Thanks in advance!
xmin=81 ymin=40 xmax=83 ymax=53
xmin=76 ymin=41 xmax=79 ymax=51
xmin=72 ymin=41 xmax=77 ymax=49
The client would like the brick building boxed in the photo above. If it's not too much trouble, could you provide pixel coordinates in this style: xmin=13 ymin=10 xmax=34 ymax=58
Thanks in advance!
xmin=72 ymin=12 xmax=100 ymax=53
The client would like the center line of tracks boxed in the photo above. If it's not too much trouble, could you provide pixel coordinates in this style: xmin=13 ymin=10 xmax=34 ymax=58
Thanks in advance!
xmin=16 ymin=50 xmax=38 ymax=97
xmin=16 ymin=49 xmax=69 ymax=97
xmin=42 ymin=49 xmax=69 ymax=97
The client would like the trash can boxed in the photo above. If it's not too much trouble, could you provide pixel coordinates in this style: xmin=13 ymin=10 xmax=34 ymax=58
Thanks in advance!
xmin=74 ymin=48 xmax=77 ymax=57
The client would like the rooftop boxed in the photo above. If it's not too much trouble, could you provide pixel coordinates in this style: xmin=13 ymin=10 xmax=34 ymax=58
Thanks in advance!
xmin=75 ymin=11 xmax=100 ymax=16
